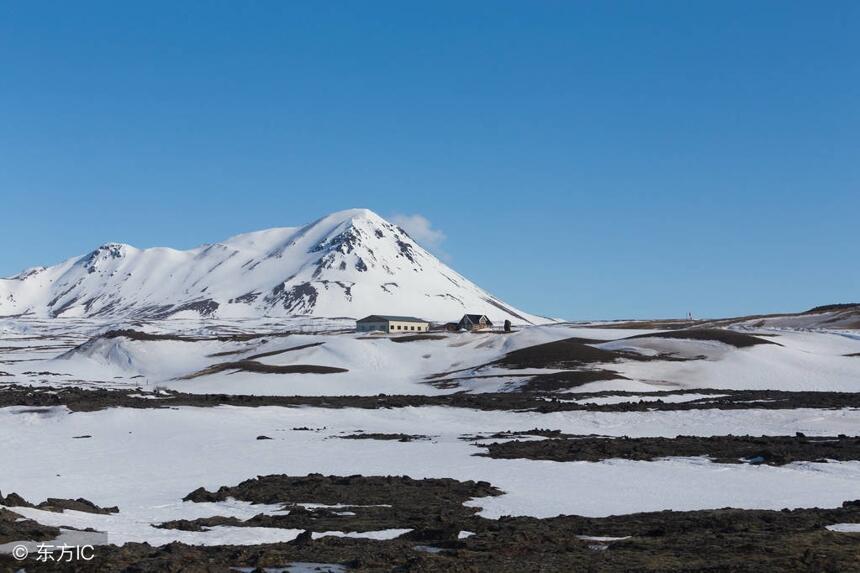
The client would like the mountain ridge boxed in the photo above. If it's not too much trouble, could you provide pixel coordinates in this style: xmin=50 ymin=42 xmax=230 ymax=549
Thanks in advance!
xmin=0 ymin=209 xmax=547 ymax=323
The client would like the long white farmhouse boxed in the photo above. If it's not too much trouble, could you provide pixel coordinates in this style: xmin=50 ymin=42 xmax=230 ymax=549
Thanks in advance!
xmin=356 ymin=315 xmax=430 ymax=333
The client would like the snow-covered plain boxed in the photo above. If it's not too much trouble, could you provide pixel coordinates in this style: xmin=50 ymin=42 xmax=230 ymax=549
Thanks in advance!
xmin=2 ymin=405 xmax=860 ymax=545
xmin=2 ymin=317 xmax=860 ymax=548
xmin=600 ymin=330 xmax=860 ymax=393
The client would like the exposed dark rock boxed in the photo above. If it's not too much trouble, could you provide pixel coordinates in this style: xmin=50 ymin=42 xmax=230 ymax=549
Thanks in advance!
xmin=520 ymin=369 xmax=627 ymax=392
xmin=291 ymin=529 xmax=314 ymax=546
xmin=163 ymin=474 xmax=501 ymax=537
xmin=311 ymin=225 xmax=364 ymax=255
xmin=1 ymin=491 xmax=118 ymax=515
xmin=82 ymin=244 xmax=126 ymax=274
xmin=22 ymin=371 xmax=71 ymax=376
xmin=478 ymin=435 xmax=860 ymax=465
xmin=269 ymin=282 xmax=319 ymax=314
xmin=0 ymin=506 xmax=60 ymax=545
xmin=97 ymin=329 xmax=292 ymax=343
xmin=805 ymin=303 xmax=860 ymax=313
xmin=3 ymin=385 xmax=860 ymax=414
xmin=30 ymin=489 xmax=860 ymax=572
xmin=389 ymin=335 xmax=447 ymax=343
xmin=180 ymin=360 xmax=347 ymax=380
xmin=622 ymin=328 xmax=779 ymax=348
xmin=244 ymin=342 xmax=325 ymax=361
xmin=0 ymin=492 xmax=32 ymax=507
xmin=395 ymin=239 xmax=417 ymax=264
xmin=37 ymin=497 xmax=119 ymax=515
xmin=338 ymin=433 xmax=430 ymax=442
xmin=161 ymin=299 xmax=220 ymax=318
xmin=229 ymin=291 xmax=261 ymax=304
xmin=496 ymin=338 xmax=628 ymax=369
xmin=182 ymin=474 xmax=500 ymax=508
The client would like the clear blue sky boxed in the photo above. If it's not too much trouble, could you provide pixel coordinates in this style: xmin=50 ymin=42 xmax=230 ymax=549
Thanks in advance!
xmin=1 ymin=1 xmax=858 ymax=320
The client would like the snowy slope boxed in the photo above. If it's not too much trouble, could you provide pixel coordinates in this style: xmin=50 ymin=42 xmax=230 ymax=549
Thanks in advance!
xmin=11 ymin=321 xmax=854 ymax=395
xmin=44 ymin=323 xmax=579 ymax=394
xmin=0 ymin=209 xmax=544 ymax=323
xmin=721 ymin=306 xmax=860 ymax=330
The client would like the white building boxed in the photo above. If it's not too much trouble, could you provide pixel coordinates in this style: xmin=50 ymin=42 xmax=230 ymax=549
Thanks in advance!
xmin=356 ymin=315 xmax=430 ymax=333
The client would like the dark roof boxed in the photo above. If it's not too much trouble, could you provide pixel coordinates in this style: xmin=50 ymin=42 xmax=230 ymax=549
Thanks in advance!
xmin=357 ymin=314 xmax=428 ymax=323
xmin=461 ymin=314 xmax=491 ymax=323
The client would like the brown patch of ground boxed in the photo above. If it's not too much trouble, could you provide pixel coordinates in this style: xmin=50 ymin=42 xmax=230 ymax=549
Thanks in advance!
xmin=163 ymin=474 xmax=499 ymax=537
xmin=578 ymin=304 xmax=860 ymax=332
xmin=100 ymin=329 xmax=293 ymax=343
xmin=478 ymin=435 xmax=860 ymax=465
xmin=205 ymin=348 xmax=248 ymax=357
xmin=623 ymin=328 xmax=779 ymax=348
xmin=806 ymin=303 xmax=860 ymax=313
xmin=389 ymin=335 xmax=447 ymax=343
xmin=2 ymin=385 xmax=860 ymax=414
xmin=580 ymin=319 xmax=702 ymax=330
xmin=205 ymin=340 xmax=329 ymax=360
xmin=495 ymin=338 xmax=623 ymax=369
xmin=179 ymin=360 xmax=347 ymax=379
xmin=338 ymin=433 xmax=430 ymax=442
xmin=490 ymin=336 xmax=691 ymax=376
xmin=0 ymin=491 xmax=118 ymax=515
xmin=519 ymin=369 xmax=627 ymax=392
xmin=182 ymin=473 xmax=499 ymax=507
xmin=12 ymin=476 xmax=860 ymax=572
xmin=422 ymin=336 xmax=629 ymax=382
xmin=0 ymin=507 xmax=59 ymax=545
xmin=245 ymin=341 xmax=326 ymax=360
xmin=21 ymin=371 xmax=72 ymax=376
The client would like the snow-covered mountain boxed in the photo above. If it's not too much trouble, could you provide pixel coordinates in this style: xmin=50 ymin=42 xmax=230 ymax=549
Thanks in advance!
xmin=0 ymin=209 xmax=546 ymax=323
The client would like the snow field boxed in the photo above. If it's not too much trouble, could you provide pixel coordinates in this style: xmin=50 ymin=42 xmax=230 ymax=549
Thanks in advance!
xmin=2 ymin=404 xmax=860 ymax=545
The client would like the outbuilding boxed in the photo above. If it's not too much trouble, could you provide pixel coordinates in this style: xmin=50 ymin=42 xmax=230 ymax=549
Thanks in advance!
xmin=356 ymin=315 xmax=430 ymax=333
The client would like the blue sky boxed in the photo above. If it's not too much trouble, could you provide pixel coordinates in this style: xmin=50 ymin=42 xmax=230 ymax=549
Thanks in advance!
xmin=1 ymin=1 xmax=858 ymax=320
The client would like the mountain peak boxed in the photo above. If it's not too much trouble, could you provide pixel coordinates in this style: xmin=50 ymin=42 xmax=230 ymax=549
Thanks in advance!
xmin=331 ymin=207 xmax=381 ymax=220
xmin=0 ymin=209 xmax=544 ymax=324
xmin=309 ymin=208 xmax=386 ymax=230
